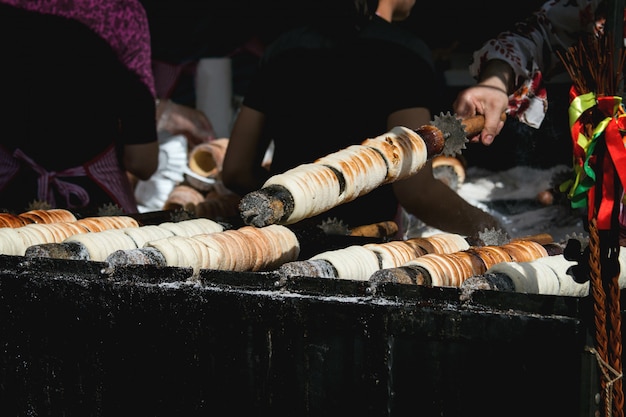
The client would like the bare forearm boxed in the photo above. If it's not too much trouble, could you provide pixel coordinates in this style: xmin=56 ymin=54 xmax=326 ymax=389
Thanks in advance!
xmin=477 ymin=59 xmax=515 ymax=93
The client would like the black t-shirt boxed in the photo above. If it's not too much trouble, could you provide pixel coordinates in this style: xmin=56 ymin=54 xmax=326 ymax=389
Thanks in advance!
xmin=243 ymin=16 xmax=440 ymax=227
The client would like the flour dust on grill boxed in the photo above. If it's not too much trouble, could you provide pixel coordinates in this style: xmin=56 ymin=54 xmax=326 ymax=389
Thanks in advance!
xmin=239 ymin=125 xmax=445 ymax=228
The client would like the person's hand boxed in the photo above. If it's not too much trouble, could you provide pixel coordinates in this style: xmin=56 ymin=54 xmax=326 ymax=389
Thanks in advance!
xmin=453 ymin=84 xmax=509 ymax=145
xmin=157 ymin=99 xmax=217 ymax=147
xmin=452 ymin=60 xmax=513 ymax=145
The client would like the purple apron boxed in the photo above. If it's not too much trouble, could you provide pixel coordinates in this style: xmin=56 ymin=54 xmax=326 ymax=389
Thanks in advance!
xmin=0 ymin=145 xmax=138 ymax=213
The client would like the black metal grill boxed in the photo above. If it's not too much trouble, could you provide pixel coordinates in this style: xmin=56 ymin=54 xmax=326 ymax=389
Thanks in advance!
xmin=0 ymin=251 xmax=610 ymax=416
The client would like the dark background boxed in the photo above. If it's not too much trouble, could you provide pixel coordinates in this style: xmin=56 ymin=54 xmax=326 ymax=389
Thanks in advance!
xmin=140 ymin=0 xmax=547 ymax=62
xmin=140 ymin=0 xmax=573 ymax=170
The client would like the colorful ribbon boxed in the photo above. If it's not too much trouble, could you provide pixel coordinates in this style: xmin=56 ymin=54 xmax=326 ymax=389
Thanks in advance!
xmin=560 ymin=86 xmax=626 ymax=229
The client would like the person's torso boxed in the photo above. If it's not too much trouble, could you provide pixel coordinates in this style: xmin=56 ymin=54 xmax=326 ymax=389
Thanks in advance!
xmin=0 ymin=3 xmax=156 ymax=171
xmin=243 ymin=18 xmax=440 ymax=226
xmin=249 ymin=19 xmax=439 ymax=172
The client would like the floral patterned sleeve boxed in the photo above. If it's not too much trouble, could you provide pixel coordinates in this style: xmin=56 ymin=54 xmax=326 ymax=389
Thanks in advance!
xmin=468 ymin=0 xmax=602 ymax=128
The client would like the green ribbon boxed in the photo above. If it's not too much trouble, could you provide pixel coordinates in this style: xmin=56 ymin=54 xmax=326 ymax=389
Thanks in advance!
xmin=559 ymin=92 xmax=623 ymax=209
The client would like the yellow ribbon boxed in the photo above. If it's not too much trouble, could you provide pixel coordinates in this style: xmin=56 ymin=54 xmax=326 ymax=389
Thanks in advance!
xmin=560 ymin=93 xmax=624 ymax=209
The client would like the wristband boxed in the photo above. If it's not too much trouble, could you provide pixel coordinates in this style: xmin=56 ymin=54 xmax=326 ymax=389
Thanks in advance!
xmin=475 ymin=85 xmax=509 ymax=95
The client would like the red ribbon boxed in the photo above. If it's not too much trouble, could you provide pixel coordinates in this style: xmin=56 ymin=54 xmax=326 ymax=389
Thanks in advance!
xmin=587 ymin=97 xmax=626 ymax=230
